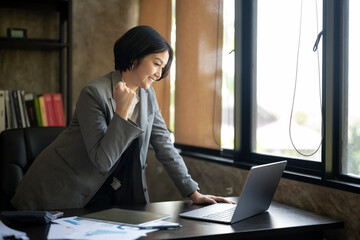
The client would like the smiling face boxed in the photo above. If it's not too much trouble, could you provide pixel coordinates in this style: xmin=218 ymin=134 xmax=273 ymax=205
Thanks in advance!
xmin=124 ymin=51 xmax=169 ymax=90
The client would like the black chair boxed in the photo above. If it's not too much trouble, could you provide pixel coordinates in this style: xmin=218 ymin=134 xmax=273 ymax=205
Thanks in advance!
xmin=0 ymin=127 xmax=65 ymax=210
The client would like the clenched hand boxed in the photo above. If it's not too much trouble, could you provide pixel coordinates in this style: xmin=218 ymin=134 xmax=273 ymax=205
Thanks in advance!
xmin=113 ymin=82 xmax=136 ymax=120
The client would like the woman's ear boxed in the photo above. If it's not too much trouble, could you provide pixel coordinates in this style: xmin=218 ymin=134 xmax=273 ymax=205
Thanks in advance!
xmin=131 ymin=59 xmax=139 ymax=71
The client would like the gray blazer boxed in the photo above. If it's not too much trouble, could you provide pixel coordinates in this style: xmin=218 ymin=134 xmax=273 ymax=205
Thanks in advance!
xmin=11 ymin=71 xmax=198 ymax=210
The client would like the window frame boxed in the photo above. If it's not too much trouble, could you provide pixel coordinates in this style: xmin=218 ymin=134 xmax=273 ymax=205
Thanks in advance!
xmin=334 ymin=0 xmax=360 ymax=186
xmin=174 ymin=0 xmax=360 ymax=194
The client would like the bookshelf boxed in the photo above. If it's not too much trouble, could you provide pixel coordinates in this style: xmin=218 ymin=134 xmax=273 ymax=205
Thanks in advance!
xmin=0 ymin=38 xmax=68 ymax=50
xmin=0 ymin=0 xmax=72 ymax=124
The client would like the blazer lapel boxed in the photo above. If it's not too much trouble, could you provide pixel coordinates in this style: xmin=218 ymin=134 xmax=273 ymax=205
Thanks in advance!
xmin=109 ymin=71 xmax=123 ymax=115
xmin=138 ymin=89 xmax=148 ymax=148
xmin=109 ymin=98 xmax=116 ymax=116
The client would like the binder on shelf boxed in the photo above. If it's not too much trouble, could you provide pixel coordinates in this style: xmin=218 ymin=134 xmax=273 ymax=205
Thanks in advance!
xmin=18 ymin=90 xmax=30 ymax=128
xmin=4 ymin=90 xmax=12 ymax=130
xmin=16 ymin=90 xmax=26 ymax=128
xmin=0 ymin=90 xmax=5 ymax=132
xmin=7 ymin=90 xmax=17 ymax=129
xmin=52 ymin=93 xmax=66 ymax=127
xmin=43 ymin=93 xmax=56 ymax=126
xmin=38 ymin=95 xmax=48 ymax=127
xmin=11 ymin=90 xmax=23 ymax=128
xmin=33 ymin=96 xmax=42 ymax=127
xmin=24 ymin=93 xmax=37 ymax=127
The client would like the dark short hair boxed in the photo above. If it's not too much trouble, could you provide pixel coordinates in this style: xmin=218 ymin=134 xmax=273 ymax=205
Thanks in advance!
xmin=114 ymin=25 xmax=173 ymax=81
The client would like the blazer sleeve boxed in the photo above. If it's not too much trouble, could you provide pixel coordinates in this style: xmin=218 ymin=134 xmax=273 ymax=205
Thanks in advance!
xmin=149 ymin=101 xmax=199 ymax=198
xmin=76 ymin=83 xmax=143 ymax=172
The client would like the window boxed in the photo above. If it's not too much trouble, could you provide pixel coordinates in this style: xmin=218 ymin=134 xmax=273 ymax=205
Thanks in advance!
xmin=343 ymin=0 xmax=360 ymax=178
xmin=256 ymin=0 xmax=323 ymax=161
xmin=221 ymin=0 xmax=235 ymax=150
xmin=238 ymin=0 xmax=360 ymax=187
xmin=171 ymin=0 xmax=360 ymax=191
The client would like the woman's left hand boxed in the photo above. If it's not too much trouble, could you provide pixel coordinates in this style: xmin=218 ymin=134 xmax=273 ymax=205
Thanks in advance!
xmin=189 ymin=191 xmax=236 ymax=205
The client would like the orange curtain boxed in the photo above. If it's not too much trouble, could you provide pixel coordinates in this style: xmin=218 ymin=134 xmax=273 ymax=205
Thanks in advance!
xmin=175 ymin=0 xmax=223 ymax=149
xmin=139 ymin=0 xmax=172 ymax=128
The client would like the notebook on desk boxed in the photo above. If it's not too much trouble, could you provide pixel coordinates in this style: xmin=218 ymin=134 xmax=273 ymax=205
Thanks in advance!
xmin=80 ymin=208 xmax=171 ymax=227
xmin=179 ymin=160 xmax=287 ymax=224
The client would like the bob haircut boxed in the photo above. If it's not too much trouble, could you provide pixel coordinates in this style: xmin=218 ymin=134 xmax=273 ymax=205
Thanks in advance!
xmin=114 ymin=25 xmax=173 ymax=81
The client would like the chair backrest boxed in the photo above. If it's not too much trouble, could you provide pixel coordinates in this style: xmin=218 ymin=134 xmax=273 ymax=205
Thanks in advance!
xmin=0 ymin=127 xmax=65 ymax=210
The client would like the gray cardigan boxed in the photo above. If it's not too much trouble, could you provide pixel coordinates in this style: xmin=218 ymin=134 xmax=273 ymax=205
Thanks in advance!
xmin=11 ymin=71 xmax=198 ymax=210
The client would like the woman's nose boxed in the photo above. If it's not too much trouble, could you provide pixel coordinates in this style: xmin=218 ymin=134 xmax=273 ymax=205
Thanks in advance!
xmin=154 ymin=68 xmax=161 ymax=79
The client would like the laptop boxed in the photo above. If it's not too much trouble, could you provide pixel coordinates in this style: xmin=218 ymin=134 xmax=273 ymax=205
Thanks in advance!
xmin=179 ymin=160 xmax=287 ymax=224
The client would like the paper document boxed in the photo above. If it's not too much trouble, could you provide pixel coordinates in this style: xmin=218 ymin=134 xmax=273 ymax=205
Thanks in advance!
xmin=0 ymin=220 xmax=29 ymax=240
xmin=48 ymin=216 xmax=157 ymax=240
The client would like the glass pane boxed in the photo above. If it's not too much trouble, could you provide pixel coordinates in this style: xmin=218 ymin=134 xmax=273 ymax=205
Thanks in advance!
xmin=221 ymin=0 xmax=235 ymax=149
xmin=344 ymin=0 xmax=360 ymax=178
xmin=256 ymin=0 xmax=322 ymax=161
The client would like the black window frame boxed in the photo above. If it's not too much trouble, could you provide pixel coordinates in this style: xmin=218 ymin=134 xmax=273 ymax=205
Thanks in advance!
xmin=174 ymin=0 xmax=360 ymax=194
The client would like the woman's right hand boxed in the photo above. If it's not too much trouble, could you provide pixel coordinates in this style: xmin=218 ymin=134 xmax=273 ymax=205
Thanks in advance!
xmin=113 ymin=82 xmax=136 ymax=120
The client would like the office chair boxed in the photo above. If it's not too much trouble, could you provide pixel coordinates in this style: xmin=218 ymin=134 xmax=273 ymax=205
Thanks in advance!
xmin=0 ymin=127 xmax=65 ymax=210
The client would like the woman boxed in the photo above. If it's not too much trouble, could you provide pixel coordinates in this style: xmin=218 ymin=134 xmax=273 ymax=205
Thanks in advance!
xmin=12 ymin=26 xmax=232 ymax=210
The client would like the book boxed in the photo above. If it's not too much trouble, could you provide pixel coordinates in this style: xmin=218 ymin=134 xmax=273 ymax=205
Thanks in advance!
xmin=24 ymin=93 xmax=37 ymax=127
xmin=33 ymin=96 xmax=42 ymax=127
xmin=0 ymin=90 xmax=5 ymax=132
xmin=38 ymin=95 xmax=48 ymax=127
xmin=11 ymin=90 xmax=23 ymax=128
xmin=6 ymin=90 xmax=17 ymax=129
xmin=43 ymin=93 xmax=56 ymax=126
xmin=16 ymin=90 xmax=27 ymax=128
xmin=4 ymin=90 xmax=11 ymax=129
xmin=18 ymin=90 xmax=30 ymax=128
xmin=1 ymin=91 xmax=65 ymax=129
xmin=52 ymin=93 xmax=66 ymax=126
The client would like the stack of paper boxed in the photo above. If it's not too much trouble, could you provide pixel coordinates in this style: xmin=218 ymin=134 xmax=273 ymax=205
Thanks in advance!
xmin=0 ymin=220 xmax=29 ymax=240
xmin=48 ymin=216 xmax=157 ymax=240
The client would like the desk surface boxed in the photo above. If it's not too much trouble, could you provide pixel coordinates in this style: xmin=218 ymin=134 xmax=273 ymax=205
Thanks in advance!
xmin=1 ymin=198 xmax=343 ymax=240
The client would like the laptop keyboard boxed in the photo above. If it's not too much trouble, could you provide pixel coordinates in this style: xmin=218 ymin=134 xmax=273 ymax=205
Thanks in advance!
xmin=203 ymin=206 xmax=236 ymax=222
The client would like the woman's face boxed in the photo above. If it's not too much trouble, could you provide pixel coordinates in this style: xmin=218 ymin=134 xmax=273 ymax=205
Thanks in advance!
xmin=131 ymin=51 xmax=169 ymax=90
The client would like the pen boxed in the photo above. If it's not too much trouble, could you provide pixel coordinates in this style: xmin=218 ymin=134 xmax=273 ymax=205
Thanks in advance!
xmin=138 ymin=224 xmax=182 ymax=230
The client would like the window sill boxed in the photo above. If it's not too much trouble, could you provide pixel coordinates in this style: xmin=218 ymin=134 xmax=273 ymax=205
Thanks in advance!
xmin=177 ymin=147 xmax=360 ymax=195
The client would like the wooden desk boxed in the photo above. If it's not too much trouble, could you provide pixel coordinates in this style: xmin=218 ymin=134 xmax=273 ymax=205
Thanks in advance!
xmin=1 ymin=198 xmax=343 ymax=240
